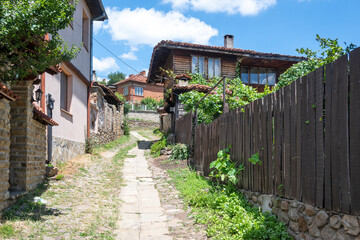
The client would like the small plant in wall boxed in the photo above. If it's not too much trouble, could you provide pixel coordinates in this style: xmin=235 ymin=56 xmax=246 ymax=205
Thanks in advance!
xmin=249 ymin=152 xmax=261 ymax=166
xmin=210 ymin=146 xmax=244 ymax=185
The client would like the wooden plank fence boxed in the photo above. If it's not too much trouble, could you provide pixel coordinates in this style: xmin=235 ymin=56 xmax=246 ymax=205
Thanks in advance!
xmin=174 ymin=48 xmax=360 ymax=215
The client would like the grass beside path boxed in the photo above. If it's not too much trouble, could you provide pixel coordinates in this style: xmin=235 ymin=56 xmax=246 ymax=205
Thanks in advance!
xmin=0 ymin=135 xmax=137 ymax=239
xmin=168 ymin=168 xmax=292 ymax=240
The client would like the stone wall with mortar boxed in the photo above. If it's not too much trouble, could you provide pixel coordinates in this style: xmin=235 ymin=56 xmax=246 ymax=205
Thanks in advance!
xmin=90 ymin=90 xmax=124 ymax=146
xmin=9 ymin=81 xmax=46 ymax=192
xmin=127 ymin=110 xmax=160 ymax=123
xmin=0 ymin=98 xmax=11 ymax=211
xmin=51 ymin=136 xmax=85 ymax=165
xmin=239 ymin=189 xmax=360 ymax=240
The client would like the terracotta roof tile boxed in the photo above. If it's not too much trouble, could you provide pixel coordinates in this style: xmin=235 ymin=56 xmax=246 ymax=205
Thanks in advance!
xmin=172 ymin=84 xmax=211 ymax=93
xmin=0 ymin=83 xmax=20 ymax=101
xmin=33 ymin=103 xmax=59 ymax=126
xmin=113 ymin=71 xmax=148 ymax=85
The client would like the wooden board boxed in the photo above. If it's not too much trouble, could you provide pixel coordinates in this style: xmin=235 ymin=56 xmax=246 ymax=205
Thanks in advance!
xmin=315 ymin=67 xmax=325 ymax=208
xmin=296 ymin=78 xmax=302 ymax=201
xmin=324 ymin=62 xmax=333 ymax=210
xmin=274 ymin=89 xmax=282 ymax=195
xmin=267 ymin=94 xmax=274 ymax=194
xmin=301 ymin=75 xmax=309 ymax=203
xmin=290 ymin=81 xmax=297 ymax=199
xmin=335 ymin=55 xmax=350 ymax=213
xmin=283 ymin=84 xmax=291 ymax=198
xmin=307 ymin=71 xmax=316 ymax=205
xmin=349 ymin=47 xmax=360 ymax=215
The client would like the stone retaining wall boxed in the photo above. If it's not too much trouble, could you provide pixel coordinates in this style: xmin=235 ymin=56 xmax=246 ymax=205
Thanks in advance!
xmin=52 ymin=136 xmax=85 ymax=165
xmin=128 ymin=119 xmax=160 ymax=129
xmin=127 ymin=110 xmax=159 ymax=123
xmin=239 ymin=189 xmax=360 ymax=240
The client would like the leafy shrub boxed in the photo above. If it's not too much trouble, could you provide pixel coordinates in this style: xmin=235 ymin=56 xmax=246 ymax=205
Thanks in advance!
xmin=179 ymin=76 xmax=263 ymax=124
xmin=150 ymin=138 xmax=167 ymax=157
xmin=55 ymin=174 xmax=64 ymax=180
xmin=169 ymin=168 xmax=291 ymax=239
xmin=123 ymin=119 xmax=130 ymax=136
xmin=276 ymin=35 xmax=357 ymax=89
xmin=115 ymin=92 xmax=126 ymax=102
xmin=124 ymin=103 xmax=130 ymax=115
xmin=169 ymin=143 xmax=189 ymax=161
xmin=209 ymin=146 xmax=244 ymax=185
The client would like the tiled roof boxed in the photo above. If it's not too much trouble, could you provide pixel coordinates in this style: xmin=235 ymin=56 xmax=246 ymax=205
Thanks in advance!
xmin=0 ymin=83 xmax=20 ymax=101
xmin=155 ymin=40 xmax=305 ymax=60
xmin=172 ymin=84 xmax=211 ymax=93
xmin=113 ymin=71 xmax=148 ymax=85
xmin=93 ymin=82 xmax=124 ymax=105
xmin=113 ymin=71 xmax=163 ymax=86
xmin=175 ymin=74 xmax=192 ymax=80
xmin=33 ymin=103 xmax=59 ymax=126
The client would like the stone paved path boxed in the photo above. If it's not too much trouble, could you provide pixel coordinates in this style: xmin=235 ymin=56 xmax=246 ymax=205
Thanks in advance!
xmin=116 ymin=131 xmax=172 ymax=240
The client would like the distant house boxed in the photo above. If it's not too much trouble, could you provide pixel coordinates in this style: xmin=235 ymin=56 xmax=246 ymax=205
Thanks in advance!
xmin=111 ymin=71 xmax=163 ymax=104
xmin=41 ymin=0 xmax=107 ymax=164
xmin=148 ymin=35 xmax=304 ymax=91
xmin=148 ymin=35 xmax=304 ymax=131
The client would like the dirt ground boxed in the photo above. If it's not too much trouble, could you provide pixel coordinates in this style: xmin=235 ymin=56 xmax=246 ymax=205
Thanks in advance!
xmin=148 ymin=154 xmax=208 ymax=240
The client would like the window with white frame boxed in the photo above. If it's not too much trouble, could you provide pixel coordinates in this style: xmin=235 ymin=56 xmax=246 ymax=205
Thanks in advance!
xmin=240 ymin=66 xmax=276 ymax=85
xmin=208 ymin=58 xmax=221 ymax=78
xmin=123 ymin=87 xmax=128 ymax=96
xmin=191 ymin=56 xmax=205 ymax=75
xmin=135 ymin=86 xmax=143 ymax=96
xmin=60 ymin=71 xmax=72 ymax=111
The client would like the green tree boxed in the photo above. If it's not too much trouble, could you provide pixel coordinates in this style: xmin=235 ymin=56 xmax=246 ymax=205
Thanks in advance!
xmin=0 ymin=0 xmax=80 ymax=82
xmin=277 ymin=35 xmax=357 ymax=89
xmin=107 ymin=71 xmax=126 ymax=85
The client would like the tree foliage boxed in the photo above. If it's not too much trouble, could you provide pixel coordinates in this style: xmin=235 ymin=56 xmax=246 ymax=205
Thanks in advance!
xmin=179 ymin=75 xmax=267 ymax=124
xmin=107 ymin=71 xmax=126 ymax=85
xmin=0 ymin=0 xmax=79 ymax=82
xmin=277 ymin=35 xmax=357 ymax=89
xmin=140 ymin=97 xmax=163 ymax=109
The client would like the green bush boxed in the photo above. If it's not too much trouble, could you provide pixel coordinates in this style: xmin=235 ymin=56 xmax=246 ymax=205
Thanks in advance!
xmin=123 ymin=119 xmax=130 ymax=136
xmin=209 ymin=146 xmax=244 ymax=185
xmin=124 ymin=103 xmax=130 ymax=115
xmin=150 ymin=138 xmax=167 ymax=157
xmin=169 ymin=143 xmax=189 ymax=161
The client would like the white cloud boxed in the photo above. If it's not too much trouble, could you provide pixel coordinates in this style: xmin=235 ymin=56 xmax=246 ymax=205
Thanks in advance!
xmin=93 ymin=21 xmax=104 ymax=35
xmin=100 ymin=7 xmax=218 ymax=47
xmin=163 ymin=0 xmax=276 ymax=16
xmin=121 ymin=51 xmax=138 ymax=61
xmin=93 ymin=56 xmax=119 ymax=73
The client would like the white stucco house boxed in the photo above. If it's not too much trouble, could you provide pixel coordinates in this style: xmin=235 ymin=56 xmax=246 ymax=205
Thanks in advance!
xmin=39 ymin=0 xmax=107 ymax=164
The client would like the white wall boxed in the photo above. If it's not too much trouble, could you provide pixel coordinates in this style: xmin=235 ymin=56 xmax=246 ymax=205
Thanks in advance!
xmin=58 ymin=0 xmax=92 ymax=80
xmin=45 ymin=67 xmax=88 ymax=143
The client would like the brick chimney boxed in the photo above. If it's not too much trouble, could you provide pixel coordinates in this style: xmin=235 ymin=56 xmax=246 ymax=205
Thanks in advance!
xmin=140 ymin=70 xmax=146 ymax=76
xmin=224 ymin=34 xmax=234 ymax=48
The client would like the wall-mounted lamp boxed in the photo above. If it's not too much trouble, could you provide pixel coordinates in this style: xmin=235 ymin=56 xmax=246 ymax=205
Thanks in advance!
xmin=31 ymin=87 xmax=43 ymax=103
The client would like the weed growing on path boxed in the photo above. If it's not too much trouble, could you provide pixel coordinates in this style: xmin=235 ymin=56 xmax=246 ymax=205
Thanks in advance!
xmin=168 ymin=168 xmax=292 ymax=240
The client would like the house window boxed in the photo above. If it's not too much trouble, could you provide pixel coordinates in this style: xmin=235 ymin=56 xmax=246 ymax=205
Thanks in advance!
xmin=82 ymin=10 xmax=89 ymax=51
xmin=123 ymin=87 xmax=128 ymax=96
xmin=191 ymin=56 xmax=205 ymax=75
xmin=208 ymin=58 xmax=221 ymax=78
xmin=241 ymin=67 xmax=277 ymax=85
xmin=60 ymin=72 xmax=70 ymax=111
xmin=135 ymin=87 xmax=143 ymax=96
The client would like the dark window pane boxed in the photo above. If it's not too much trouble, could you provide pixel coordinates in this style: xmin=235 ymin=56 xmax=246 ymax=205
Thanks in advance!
xmin=259 ymin=68 xmax=267 ymax=85
xmin=250 ymin=67 xmax=258 ymax=84
xmin=60 ymin=72 xmax=67 ymax=110
xmin=268 ymin=69 xmax=276 ymax=85
xmin=241 ymin=67 xmax=248 ymax=83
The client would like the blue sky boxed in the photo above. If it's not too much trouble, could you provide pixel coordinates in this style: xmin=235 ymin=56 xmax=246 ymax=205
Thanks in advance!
xmin=92 ymin=0 xmax=360 ymax=80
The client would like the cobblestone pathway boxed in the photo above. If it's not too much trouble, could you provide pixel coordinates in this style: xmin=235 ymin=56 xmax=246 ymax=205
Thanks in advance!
xmin=116 ymin=131 xmax=172 ymax=240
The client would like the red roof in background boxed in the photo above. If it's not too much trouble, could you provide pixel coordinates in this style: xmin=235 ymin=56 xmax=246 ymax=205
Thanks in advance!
xmin=33 ymin=103 xmax=59 ymax=126
xmin=113 ymin=71 xmax=163 ymax=86
xmin=0 ymin=83 xmax=20 ymax=101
